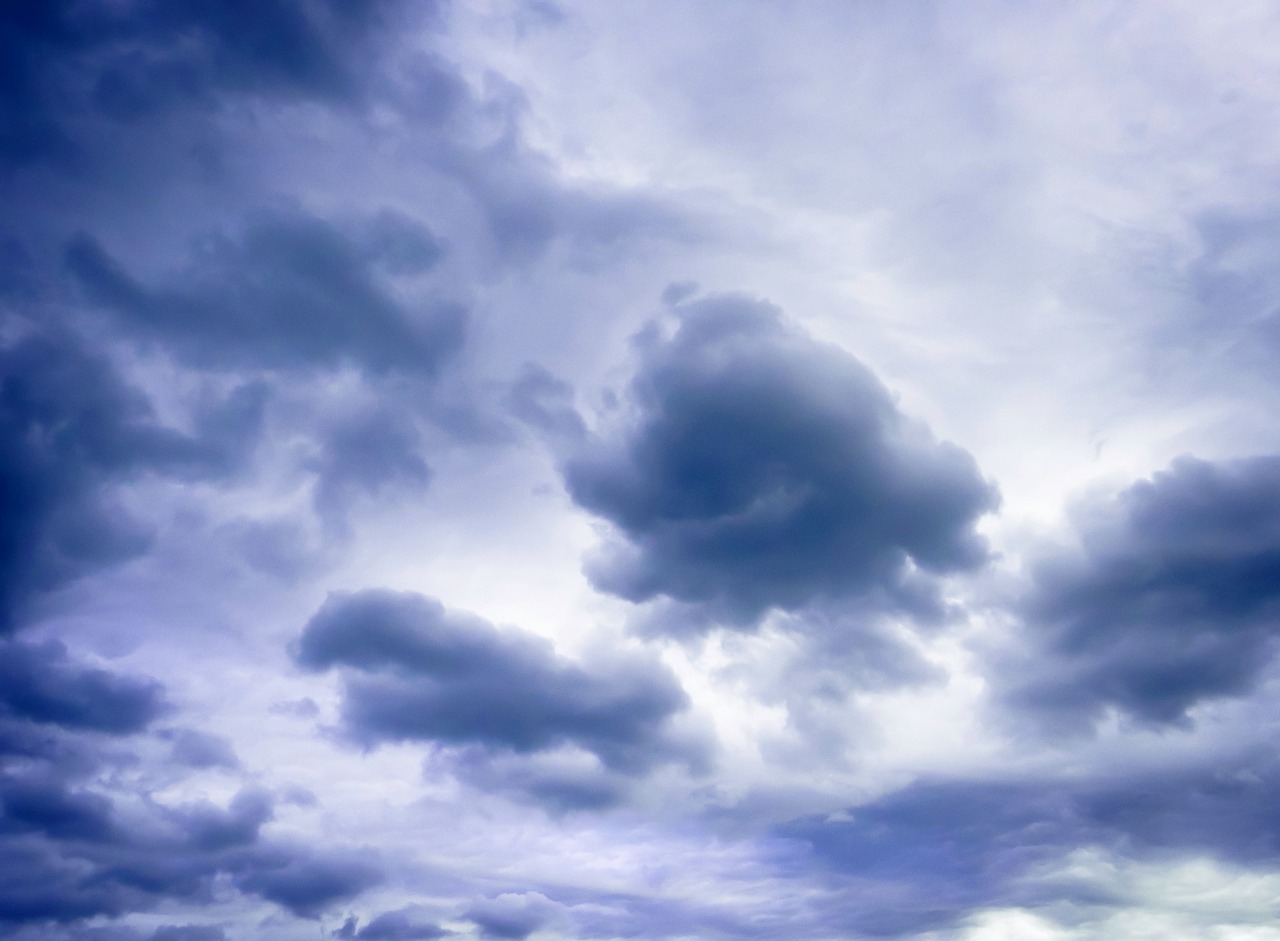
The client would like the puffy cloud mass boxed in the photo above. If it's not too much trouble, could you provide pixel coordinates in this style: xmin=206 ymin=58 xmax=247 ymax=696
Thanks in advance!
xmin=999 ymin=454 xmax=1280 ymax=730
xmin=296 ymin=590 xmax=704 ymax=801
xmin=564 ymin=295 xmax=999 ymax=627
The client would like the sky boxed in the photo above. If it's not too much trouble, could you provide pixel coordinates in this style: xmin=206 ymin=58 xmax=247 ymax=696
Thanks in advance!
xmin=4 ymin=1 xmax=1280 ymax=939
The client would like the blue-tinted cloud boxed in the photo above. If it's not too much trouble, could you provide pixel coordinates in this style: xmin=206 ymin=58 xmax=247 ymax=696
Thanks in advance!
xmin=465 ymin=893 xmax=558 ymax=940
xmin=775 ymin=753 xmax=1280 ymax=936
xmin=564 ymin=294 xmax=998 ymax=628
xmin=0 ymin=0 xmax=414 ymax=167
xmin=296 ymin=589 xmax=702 ymax=785
xmin=0 ymin=640 xmax=166 ymax=735
xmin=0 ymin=328 xmax=265 ymax=629
xmin=66 ymin=212 xmax=465 ymax=377
xmin=1000 ymin=454 xmax=1280 ymax=730
xmin=339 ymin=907 xmax=450 ymax=940
xmin=149 ymin=926 xmax=226 ymax=941
xmin=0 ymin=769 xmax=382 ymax=927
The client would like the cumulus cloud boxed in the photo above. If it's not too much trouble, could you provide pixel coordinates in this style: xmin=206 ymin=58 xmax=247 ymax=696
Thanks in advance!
xmin=564 ymin=294 xmax=998 ymax=629
xmin=296 ymin=589 xmax=704 ymax=797
xmin=998 ymin=454 xmax=1280 ymax=731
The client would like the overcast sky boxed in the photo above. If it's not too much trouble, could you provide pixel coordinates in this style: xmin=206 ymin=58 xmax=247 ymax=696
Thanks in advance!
xmin=5 ymin=2 xmax=1280 ymax=939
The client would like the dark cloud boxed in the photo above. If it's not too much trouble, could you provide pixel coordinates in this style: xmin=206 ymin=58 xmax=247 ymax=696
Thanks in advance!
xmin=360 ymin=211 xmax=446 ymax=278
xmin=449 ymin=746 xmax=630 ymax=813
xmin=296 ymin=589 xmax=701 ymax=784
xmin=0 ymin=0 xmax=414 ymax=167
xmin=774 ymin=754 xmax=1280 ymax=936
xmin=0 ymin=639 xmax=166 ymax=735
xmin=564 ymin=295 xmax=997 ymax=629
xmin=999 ymin=454 xmax=1280 ymax=731
xmin=66 ymin=211 xmax=466 ymax=377
xmin=0 ymin=666 xmax=383 ymax=933
xmin=149 ymin=926 xmax=226 ymax=941
xmin=0 ymin=328 xmax=264 ymax=630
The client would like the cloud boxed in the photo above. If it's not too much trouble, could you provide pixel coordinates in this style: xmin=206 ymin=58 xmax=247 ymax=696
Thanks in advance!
xmin=230 ymin=846 xmax=383 ymax=919
xmin=66 ymin=211 xmax=466 ymax=378
xmin=296 ymin=589 xmax=702 ymax=786
xmin=465 ymin=893 xmax=559 ymax=940
xmin=774 ymin=753 xmax=1280 ymax=936
xmin=339 ymin=907 xmax=450 ymax=940
xmin=164 ymin=730 xmax=240 ymax=772
xmin=506 ymin=364 xmax=586 ymax=442
xmin=998 ymin=454 xmax=1280 ymax=731
xmin=563 ymin=294 xmax=998 ymax=628
xmin=0 ymin=639 xmax=167 ymax=735
xmin=0 ymin=0 xmax=415 ymax=167
xmin=308 ymin=404 xmax=431 ymax=533
xmin=0 ymin=769 xmax=383 ymax=927
xmin=149 ymin=927 xmax=226 ymax=941
xmin=0 ymin=328 xmax=264 ymax=630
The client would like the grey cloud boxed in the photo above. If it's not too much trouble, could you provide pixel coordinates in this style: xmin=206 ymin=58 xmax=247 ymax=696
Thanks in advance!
xmin=0 ymin=661 xmax=382 ymax=932
xmin=344 ymin=908 xmax=450 ymax=940
xmin=998 ymin=454 xmax=1280 ymax=731
xmin=465 ymin=893 xmax=559 ymax=940
xmin=0 ymin=0 xmax=415 ymax=168
xmin=164 ymin=730 xmax=240 ymax=772
xmin=65 ymin=211 xmax=466 ymax=377
xmin=0 ymin=328 xmax=264 ymax=629
xmin=309 ymin=405 xmax=431 ymax=533
xmin=564 ymin=294 xmax=998 ymax=628
xmin=296 ymin=589 xmax=702 ymax=785
xmin=450 ymin=746 xmax=630 ymax=813
xmin=149 ymin=927 xmax=226 ymax=941
xmin=230 ymin=846 xmax=382 ymax=919
xmin=0 ymin=640 xmax=166 ymax=736
xmin=506 ymin=364 xmax=586 ymax=442
xmin=0 ymin=772 xmax=381 ymax=927
xmin=359 ymin=211 xmax=446 ymax=278
xmin=774 ymin=754 xmax=1280 ymax=936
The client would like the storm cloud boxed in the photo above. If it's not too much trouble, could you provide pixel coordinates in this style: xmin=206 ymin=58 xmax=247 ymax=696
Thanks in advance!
xmin=564 ymin=294 xmax=998 ymax=627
